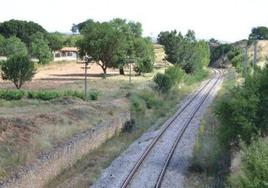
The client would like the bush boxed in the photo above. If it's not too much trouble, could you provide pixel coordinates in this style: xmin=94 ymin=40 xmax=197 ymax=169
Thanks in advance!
xmin=1 ymin=55 xmax=36 ymax=89
xmin=215 ymin=65 xmax=268 ymax=147
xmin=63 ymin=90 xmax=84 ymax=99
xmin=0 ymin=90 xmax=25 ymax=100
xmin=138 ymin=90 xmax=160 ymax=109
xmin=87 ymin=91 xmax=99 ymax=101
xmin=153 ymin=73 xmax=173 ymax=93
xmin=28 ymin=91 xmax=60 ymax=100
xmin=165 ymin=66 xmax=184 ymax=85
xmin=229 ymin=138 xmax=268 ymax=188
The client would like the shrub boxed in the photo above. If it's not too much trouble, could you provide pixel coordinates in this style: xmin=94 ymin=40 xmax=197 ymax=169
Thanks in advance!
xmin=0 ymin=90 xmax=25 ymax=100
xmin=28 ymin=91 xmax=61 ymax=100
xmin=88 ymin=91 xmax=99 ymax=101
xmin=165 ymin=66 xmax=184 ymax=85
xmin=229 ymin=138 xmax=268 ymax=188
xmin=122 ymin=119 xmax=135 ymax=132
xmin=1 ymin=55 xmax=36 ymax=89
xmin=138 ymin=90 xmax=160 ymax=109
xmin=63 ymin=90 xmax=84 ymax=99
xmin=153 ymin=73 xmax=173 ymax=93
xmin=130 ymin=95 xmax=147 ymax=113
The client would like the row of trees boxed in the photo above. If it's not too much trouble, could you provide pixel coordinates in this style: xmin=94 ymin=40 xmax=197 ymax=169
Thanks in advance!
xmin=75 ymin=18 xmax=155 ymax=78
xmin=0 ymin=20 xmax=79 ymax=64
xmin=157 ymin=30 xmax=210 ymax=74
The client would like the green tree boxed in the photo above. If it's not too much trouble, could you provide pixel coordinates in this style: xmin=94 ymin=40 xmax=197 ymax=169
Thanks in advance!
xmin=63 ymin=35 xmax=82 ymax=47
xmin=153 ymin=73 xmax=173 ymax=93
xmin=157 ymin=30 xmax=182 ymax=65
xmin=158 ymin=30 xmax=210 ymax=74
xmin=0 ymin=34 xmax=5 ymax=55
xmin=71 ymin=19 xmax=95 ymax=33
xmin=133 ymin=37 xmax=155 ymax=74
xmin=1 ymin=55 xmax=36 ymax=89
xmin=3 ymin=36 xmax=28 ymax=57
xmin=230 ymin=138 xmax=268 ymax=188
xmin=249 ymin=26 xmax=268 ymax=40
xmin=47 ymin=32 xmax=64 ymax=51
xmin=30 ymin=32 xmax=52 ymax=64
xmin=78 ymin=21 xmax=125 ymax=78
xmin=0 ymin=19 xmax=47 ymax=47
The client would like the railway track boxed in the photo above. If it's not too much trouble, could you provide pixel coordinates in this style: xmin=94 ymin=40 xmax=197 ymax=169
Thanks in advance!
xmin=120 ymin=69 xmax=224 ymax=188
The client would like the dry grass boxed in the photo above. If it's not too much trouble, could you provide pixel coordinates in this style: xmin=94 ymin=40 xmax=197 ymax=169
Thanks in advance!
xmin=0 ymin=45 xmax=170 ymax=181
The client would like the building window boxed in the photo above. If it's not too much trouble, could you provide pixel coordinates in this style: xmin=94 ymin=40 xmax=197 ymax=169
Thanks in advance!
xmin=55 ymin=52 xmax=61 ymax=57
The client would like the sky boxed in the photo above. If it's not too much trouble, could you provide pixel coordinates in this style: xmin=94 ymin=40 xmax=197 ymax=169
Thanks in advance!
xmin=1 ymin=0 xmax=268 ymax=42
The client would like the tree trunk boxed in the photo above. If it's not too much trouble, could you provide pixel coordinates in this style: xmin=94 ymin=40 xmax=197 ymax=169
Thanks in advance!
xmin=102 ymin=67 xmax=107 ymax=79
xmin=119 ymin=67 xmax=125 ymax=75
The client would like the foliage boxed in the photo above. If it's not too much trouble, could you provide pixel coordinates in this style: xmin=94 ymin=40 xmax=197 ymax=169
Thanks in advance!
xmin=230 ymin=138 xmax=268 ymax=188
xmin=1 ymin=55 xmax=36 ymax=89
xmin=77 ymin=18 xmax=153 ymax=77
xmin=28 ymin=90 xmax=99 ymax=101
xmin=133 ymin=37 xmax=155 ymax=74
xmin=78 ymin=21 xmax=122 ymax=77
xmin=3 ymin=36 xmax=28 ymax=57
xmin=47 ymin=32 xmax=64 ymax=51
xmin=153 ymin=73 xmax=173 ymax=93
xmin=0 ymin=89 xmax=99 ymax=101
xmin=71 ymin=19 xmax=95 ymax=34
xmin=28 ymin=90 xmax=61 ymax=100
xmin=157 ymin=30 xmax=210 ymax=74
xmin=209 ymin=42 xmax=233 ymax=64
xmin=249 ymin=26 xmax=268 ymax=40
xmin=165 ymin=66 xmax=184 ymax=85
xmin=30 ymin=32 xmax=52 ymax=64
xmin=0 ymin=34 xmax=5 ymax=56
xmin=63 ymin=35 xmax=82 ymax=47
xmin=215 ymin=65 xmax=268 ymax=146
xmin=0 ymin=90 xmax=25 ymax=100
xmin=0 ymin=19 xmax=47 ymax=47
xmin=157 ymin=30 xmax=182 ymax=64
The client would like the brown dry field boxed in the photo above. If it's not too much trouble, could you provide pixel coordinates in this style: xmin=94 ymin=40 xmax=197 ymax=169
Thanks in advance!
xmin=0 ymin=62 xmax=123 ymax=90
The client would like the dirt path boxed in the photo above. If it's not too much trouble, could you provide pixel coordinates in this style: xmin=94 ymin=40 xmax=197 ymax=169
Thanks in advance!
xmin=92 ymin=71 xmax=224 ymax=188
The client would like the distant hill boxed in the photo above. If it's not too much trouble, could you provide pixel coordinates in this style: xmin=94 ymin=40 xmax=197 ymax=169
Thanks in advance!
xmin=212 ymin=40 xmax=268 ymax=68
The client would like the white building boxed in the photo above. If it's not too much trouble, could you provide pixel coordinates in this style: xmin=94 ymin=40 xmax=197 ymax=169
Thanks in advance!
xmin=53 ymin=47 xmax=78 ymax=62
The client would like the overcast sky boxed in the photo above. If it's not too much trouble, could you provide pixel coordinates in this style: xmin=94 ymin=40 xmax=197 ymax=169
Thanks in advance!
xmin=1 ymin=0 xmax=268 ymax=42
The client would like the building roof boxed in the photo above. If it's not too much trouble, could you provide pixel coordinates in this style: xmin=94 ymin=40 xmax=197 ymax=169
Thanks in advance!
xmin=60 ymin=47 xmax=78 ymax=52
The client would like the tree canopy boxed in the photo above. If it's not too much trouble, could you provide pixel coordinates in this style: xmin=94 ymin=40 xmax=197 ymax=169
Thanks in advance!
xmin=249 ymin=26 xmax=268 ymax=40
xmin=30 ymin=32 xmax=52 ymax=64
xmin=0 ymin=34 xmax=5 ymax=56
xmin=157 ymin=30 xmax=210 ymax=73
xmin=77 ymin=18 xmax=154 ymax=77
xmin=1 ymin=55 xmax=36 ymax=89
xmin=3 ymin=36 xmax=28 ymax=57
xmin=0 ymin=19 xmax=47 ymax=47
xmin=47 ymin=32 xmax=64 ymax=51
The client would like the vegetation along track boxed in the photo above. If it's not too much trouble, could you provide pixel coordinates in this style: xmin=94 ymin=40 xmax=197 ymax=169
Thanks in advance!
xmin=121 ymin=69 xmax=224 ymax=188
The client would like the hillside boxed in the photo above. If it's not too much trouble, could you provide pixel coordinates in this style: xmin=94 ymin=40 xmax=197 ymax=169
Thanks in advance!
xmin=212 ymin=40 xmax=268 ymax=68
